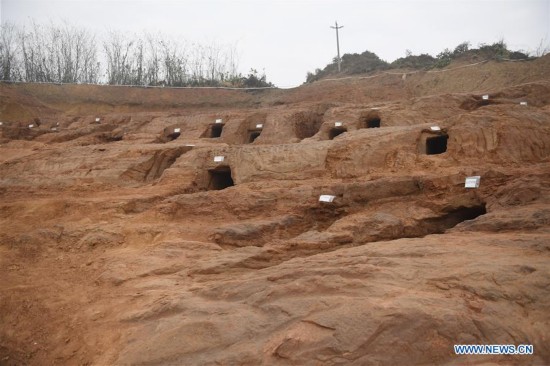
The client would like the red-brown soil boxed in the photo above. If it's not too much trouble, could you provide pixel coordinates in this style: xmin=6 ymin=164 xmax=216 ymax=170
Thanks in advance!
xmin=1 ymin=57 xmax=550 ymax=365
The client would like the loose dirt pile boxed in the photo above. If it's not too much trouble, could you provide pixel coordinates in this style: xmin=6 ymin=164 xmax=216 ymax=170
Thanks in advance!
xmin=1 ymin=58 xmax=550 ymax=365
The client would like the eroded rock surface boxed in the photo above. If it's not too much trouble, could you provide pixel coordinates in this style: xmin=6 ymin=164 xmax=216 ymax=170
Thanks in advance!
xmin=1 ymin=61 xmax=550 ymax=365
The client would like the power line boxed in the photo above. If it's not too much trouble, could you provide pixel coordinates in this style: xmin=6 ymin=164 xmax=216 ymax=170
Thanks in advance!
xmin=330 ymin=21 xmax=344 ymax=72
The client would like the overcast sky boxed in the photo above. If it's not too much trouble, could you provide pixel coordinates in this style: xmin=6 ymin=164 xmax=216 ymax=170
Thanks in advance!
xmin=1 ymin=0 xmax=549 ymax=87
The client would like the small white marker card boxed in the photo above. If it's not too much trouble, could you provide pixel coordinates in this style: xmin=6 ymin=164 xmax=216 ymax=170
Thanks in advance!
xmin=213 ymin=156 xmax=225 ymax=162
xmin=334 ymin=122 xmax=343 ymax=127
xmin=464 ymin=176 xmax=481 ymax=188
xmin=482 ymin=95 xmax=489 ymax=100
xmin=174 ymin=128 xmax=181 ymax=133
xmin=319 ymin=195 xmax=336 ymax=203
xmin=0 ymin=122 xmax=3 ymax=126
xmin=185 ymin=144 xmax=195 ymax=147
xmin=28 ymin=124 xmax=34 ymax=128
xmin=95 ymin=118 xmax=100 ymax=122
xmin=520 ymin=102 xmax=528 ymax=106
xmin=256 ymin=124 xmax=263 ymax=129
xmin=430 ymin=126 xmax=441 ymax=131
xmin=215 ymin=118 xmax=223 ymax=124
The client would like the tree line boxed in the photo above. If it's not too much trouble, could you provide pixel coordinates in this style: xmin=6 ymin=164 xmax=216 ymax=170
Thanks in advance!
xmin=0 ymin=21 xmax=272 ymax=87
xmin=306 ymin=40 xmax=536 ymax=83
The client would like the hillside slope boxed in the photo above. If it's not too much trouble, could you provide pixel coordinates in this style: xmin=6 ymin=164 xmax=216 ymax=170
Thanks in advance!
xmin=2 ymin=55 xmax=550 ymax=122
xmin=1 ymin=57 xmax=550 ymax=365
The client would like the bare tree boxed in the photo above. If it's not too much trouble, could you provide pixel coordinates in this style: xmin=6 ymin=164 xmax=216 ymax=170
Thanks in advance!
xmin=159 ymin=37 xmax=188 ymax=86
xmin=0 ymin=23 xmax=22 ymax=81
xmin=15 ymin=21 xmax=99 ymax=83
xmin=532 ymin=38 xmax=550 ymax=57
xmin=3 ymin=21 xmax=244 ymax=87
xmin=103 ymin=30 xmax=136 ymax=85
xmin=133 ymin=39 xmax=144 ymax=85
xmin=144 ymin=33 xmax=161 ymax=85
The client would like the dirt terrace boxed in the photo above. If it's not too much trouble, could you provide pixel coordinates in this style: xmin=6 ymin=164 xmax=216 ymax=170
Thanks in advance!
xmin=1 ymin=58 xmax=550 ymax=365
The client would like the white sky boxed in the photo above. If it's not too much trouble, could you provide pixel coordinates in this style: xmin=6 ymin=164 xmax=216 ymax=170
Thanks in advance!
xmin=1 ymin=0 xmax=549 ymax=87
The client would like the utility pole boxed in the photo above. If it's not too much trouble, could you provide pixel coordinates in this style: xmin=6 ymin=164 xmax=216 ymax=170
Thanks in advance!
xmin=330 ymin=21 xmax=344 ymax=72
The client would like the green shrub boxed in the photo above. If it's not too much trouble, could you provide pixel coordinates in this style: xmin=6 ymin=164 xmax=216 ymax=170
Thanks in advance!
xmin=305 ymin=40 xmax=535 ymax=83
xmin=391 ymin=53 xmax=435 ymax=69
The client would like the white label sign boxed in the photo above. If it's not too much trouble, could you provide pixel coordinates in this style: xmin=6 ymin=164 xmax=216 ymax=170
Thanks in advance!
xmin=482 ymin=95 xmax=489 ymax=100
xmin=0 ymin=122 xmax=3 ymax=126
xmin=214 ymin=156 xmax=225 ymax=162
xmin=520 ymin=101 xmax=528 ymax=106
xmin=319 ymin=195 xmax=336 ymax=203
xmin=256 ymin=124 xmax=263 ymax=129
xmin=185 ymin=144 xmax=195 ymax=147
xmin=174 ymin=128 xmax=181 ymax=133
xmin=464 ymin=176 xmax=481 ymax=188
xmin=334 ymin=122 xmax=343 ymax=127
xmin=215 ymin=119 xmax=223 ymax=124
xmin=28 ymin=124 xmax=34 ymax=128
xmin=430 ymin=126 xmax=441 ymax=131
xmin=95 ymin=118 xmax=100 ymax=122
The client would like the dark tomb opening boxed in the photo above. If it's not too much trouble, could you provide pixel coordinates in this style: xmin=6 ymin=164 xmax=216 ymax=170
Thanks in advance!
xmin=208 ymin=166 xmax=234 ymax=190
xmin=211 ymin=124 xmax=224 ymax=138
xmin=426 ymin=134 xmax=448 ymax=155
xmin=167 ymin=131 xmax=181 ymax=141
xmin=427 ymin=204 xmax=487 ymax=233
xmin=365 ymin=118 xmax=381 ymax=128
xmin=329 ymin=128 xmax=347 ymax=140
xmin=403 ymin=203 xmax=487 ymax=237
xmin=451 ymin=204 xmax=487 ymax=222
xmin=294 ymin=113 xmax=324 ymax=140
xmin=248 ymin=131 xmax=261 ymax=143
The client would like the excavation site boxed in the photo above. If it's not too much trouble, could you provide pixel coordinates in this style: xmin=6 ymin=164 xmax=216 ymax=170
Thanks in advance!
xmin=1 ymin=53 xmax=550 ymax=365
